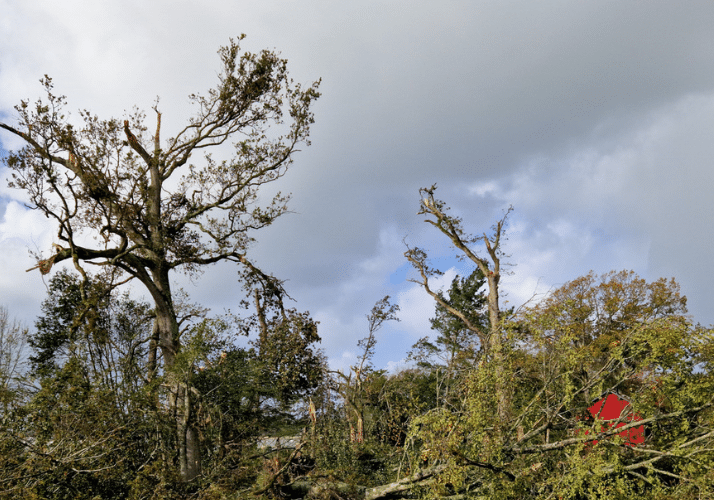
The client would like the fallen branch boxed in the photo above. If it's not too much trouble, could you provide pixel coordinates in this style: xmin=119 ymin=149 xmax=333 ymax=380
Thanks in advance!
xmin=365 ymin=464 xmax=448 ymax=500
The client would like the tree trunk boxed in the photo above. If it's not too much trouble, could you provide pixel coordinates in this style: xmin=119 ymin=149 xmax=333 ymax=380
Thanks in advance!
xmin=147 ymin=320 xmax=159 ymax=382
xmin=150 ymin=273 xmax=202 ymax=482
xmin=486 ymin=272 xmax=509 ymax=423
xmin=174 ymin=382 xmax=201 ymax=481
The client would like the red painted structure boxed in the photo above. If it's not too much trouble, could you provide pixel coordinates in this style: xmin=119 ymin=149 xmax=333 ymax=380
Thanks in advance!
xmin=583 ymin=393 xmax=644 ymax=447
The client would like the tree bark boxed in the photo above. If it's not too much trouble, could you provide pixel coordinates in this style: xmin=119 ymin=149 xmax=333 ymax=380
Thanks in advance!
xmin=486 ymin=271 xmax=509 ymax=424
xmin=149 ymin=273 xmax=201 ymax=481
xmin=129 ymin=260 xmax=200 ymax=481
xmin=364 ymin=464 xmax=448 ymax=500
xmin=173 ymin=382 xmax=201 ymax=481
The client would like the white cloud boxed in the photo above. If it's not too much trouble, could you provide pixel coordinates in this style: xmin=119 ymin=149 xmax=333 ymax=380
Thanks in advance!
xmin=330 ymin=349 xmax=357 ymax=373
xmin=468 ymin=180 xmax=501 ymax=198
xmin=396 ymin=267 xmax=460 ymax=341
xmin=385 ymin=358 xmax=412 ymax=374
xmin=0 ymin=200 xmax=55 ymax=248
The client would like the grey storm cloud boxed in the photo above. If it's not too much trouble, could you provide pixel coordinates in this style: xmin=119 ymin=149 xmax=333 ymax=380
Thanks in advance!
xmin=2 ymin=0 xmax=714 ymax=369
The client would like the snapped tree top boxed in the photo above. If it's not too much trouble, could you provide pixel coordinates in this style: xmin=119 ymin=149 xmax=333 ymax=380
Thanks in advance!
xmin=0 ymin=35 xmax=321 ymax=482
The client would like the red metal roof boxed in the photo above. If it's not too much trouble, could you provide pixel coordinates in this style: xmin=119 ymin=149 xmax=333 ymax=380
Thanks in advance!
xmin=583 ymin=393 xmax=644 ymax=447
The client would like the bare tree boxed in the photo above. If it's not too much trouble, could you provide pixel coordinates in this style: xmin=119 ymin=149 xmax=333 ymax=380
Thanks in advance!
xmin=404 ymin=185 xmax=512 ymax=421
xmin=0 ymin=35 xmax=320 ymax=481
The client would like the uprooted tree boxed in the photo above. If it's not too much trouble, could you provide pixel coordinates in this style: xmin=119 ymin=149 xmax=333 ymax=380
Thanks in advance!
xmin=0 ymin=35 xmax=320 ymax=481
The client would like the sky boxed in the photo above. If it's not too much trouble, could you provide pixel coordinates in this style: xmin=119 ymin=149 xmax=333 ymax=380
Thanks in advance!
xmin=1 ymin=1 xmax=714 ymax=372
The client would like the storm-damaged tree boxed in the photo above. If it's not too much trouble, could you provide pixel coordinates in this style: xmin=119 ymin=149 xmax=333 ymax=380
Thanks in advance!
xmin=0 ymin=35 xmax=320 ymax=481
xmin=365 ymin=187 xmax=513 ymax=499
xmin=404 ymin=185 xmax=512 ymax=421
xmin=331 ymin=296 xmax=400 ymax=444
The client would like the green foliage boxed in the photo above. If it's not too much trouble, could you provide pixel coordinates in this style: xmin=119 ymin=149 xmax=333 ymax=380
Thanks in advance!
xmin=29 ymin=268 xmax=86 ymax=376
xmin=429 ymin=268 xmax=489 ymax=356
xmin=253 ymin=307 xmax=325 ymax=408
xmin=1 ymin=358 xmax=166 ymax=500
xmin=406 ymin=270 xmax=714 ymax=499
xmin=0 ymin=306 xmax=28 ymax=415
xmin=29 ymin=268 xmax=153 ymax=386
xmin=371 ymin=368 xmax=438 ymax=447
xmin=0 ymin=264 xmax=711 ymax=500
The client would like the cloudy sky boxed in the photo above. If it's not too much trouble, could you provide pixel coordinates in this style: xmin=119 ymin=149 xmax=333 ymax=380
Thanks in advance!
xmin=2 ymin=1 xmax=713 ymax=371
